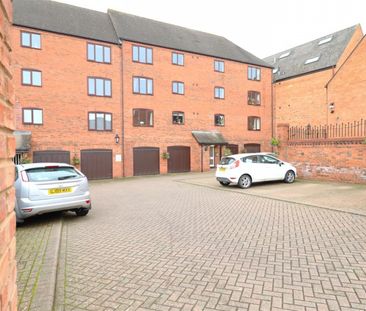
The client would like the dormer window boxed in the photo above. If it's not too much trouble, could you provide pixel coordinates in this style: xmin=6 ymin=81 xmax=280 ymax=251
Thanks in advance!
xmin=318 ymin=36 xmax=333 ymax=45
xmin=279 ymin=51 xmax=290 ymax=59
xmin=304 ymin=56 xmax=320 ymax=65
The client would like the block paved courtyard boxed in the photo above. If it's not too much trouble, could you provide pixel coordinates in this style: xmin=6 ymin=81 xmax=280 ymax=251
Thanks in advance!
xmin=17 ymin=173 xmax=366 ymax=311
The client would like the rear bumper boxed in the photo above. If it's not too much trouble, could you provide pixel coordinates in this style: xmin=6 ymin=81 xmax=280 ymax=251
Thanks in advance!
xmin=16 ymin=193 xmax=91 ymax=219
xmin=216 ymin=177 xmax=232 ymax=183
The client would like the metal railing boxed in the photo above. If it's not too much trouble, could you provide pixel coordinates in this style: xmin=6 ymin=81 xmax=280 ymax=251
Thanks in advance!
xmin=289 ymin=119 xmax=366 ymax=140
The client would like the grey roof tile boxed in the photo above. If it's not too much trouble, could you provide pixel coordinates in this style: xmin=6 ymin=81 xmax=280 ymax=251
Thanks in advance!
xmin=108 ymin=9 xmax=270 ymax=67
xmin=192 ymin=131 xmax=228 ymax=145
xmin=264 ymin=25 xmax=358 ymax=81
xmin=13 ymin=0 xmax=119 ymax=44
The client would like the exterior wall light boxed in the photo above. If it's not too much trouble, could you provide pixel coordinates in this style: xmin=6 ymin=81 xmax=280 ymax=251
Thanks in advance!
xmin=114 ymin=133 xmax=120 ymax=144
xmin=329 ymin=103 xmax=335 ymax=113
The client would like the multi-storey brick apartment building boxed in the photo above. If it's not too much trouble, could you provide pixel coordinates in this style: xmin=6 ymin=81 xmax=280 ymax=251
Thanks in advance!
xmin=264 ymin=25 xmax=365 ymax=127
xmin=13 ymin=0 xmax=272 ymax=179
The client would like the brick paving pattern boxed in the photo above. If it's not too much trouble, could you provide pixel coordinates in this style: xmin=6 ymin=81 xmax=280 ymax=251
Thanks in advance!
xmin=53 ymin=176 xmax=366 ymax=311
xmin=16 ymin=218 xmax=54 ymax=310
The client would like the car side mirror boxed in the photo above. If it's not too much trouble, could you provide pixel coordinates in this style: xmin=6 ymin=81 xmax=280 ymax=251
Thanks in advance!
xmin=279 ymin=162 xmax=284 ymax=166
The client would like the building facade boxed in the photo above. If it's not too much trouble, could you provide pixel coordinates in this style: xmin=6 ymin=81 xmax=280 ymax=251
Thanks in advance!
xmin=265 ymin=25 xmax=364 ymax=128
xmin=13 ymin=0 xmax=273 ymax=179
xmin=0 ymin=0 xmax=18 ymax=309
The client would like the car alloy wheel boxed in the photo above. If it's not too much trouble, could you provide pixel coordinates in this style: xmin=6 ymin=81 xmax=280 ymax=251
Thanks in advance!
xmin=284 ymin=170 xmax=295 ymax=183
xmin=238 ymin=174 xmax=252 ymax=189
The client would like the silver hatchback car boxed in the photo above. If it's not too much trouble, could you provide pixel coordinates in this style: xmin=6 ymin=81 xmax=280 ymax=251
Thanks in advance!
xmin=15 ymin=163 xmax=91 ymax=222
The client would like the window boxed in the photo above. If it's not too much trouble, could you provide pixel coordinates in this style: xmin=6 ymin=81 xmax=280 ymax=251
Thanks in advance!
xmin=242 ymin=155 xmax=259 ymax=163
xmin=214 ymin=114 xmax=225 ymax=126
xmin=304 ymin=56 xmax=320 ymax=65
xmin=260 ymin=155 xmax=279 ymax=164
xmin=172 ymin=52 xmax=184 ymax=66
xmin=133 ymin=77 xmax=153 ymax=95
xmin=248 ymin=91 xmax=261 ymax=105
xmin=172 ymin=81 xmax=184 ymax=95
xmin=248 ymin=66 xmax=261 ymax=81
xmin=22 ymin=69 xmax=42 ymax=86
xmin=248 ymin=116 xmax=261 ymax=131
xmin=318 ymin=36 xmax=333 ymax=45
xmin=23 ymin=108 xmax=43 ymax=125
xmin=214 ymin=87 xmax=225 ymax=99
xmin=87 ymin=43 xmax=111 ymax=63
xmin=88 ymin=112 xmax=112 ymax=131
xmin=132 ymin=45 xmax=153 ymax=64
xmin=172 ymin=111 xmax=184 ymax=124
xmin=88 ymin=77 xmax=112 ymax=97
xmin=133 ymin=109 xmax=153 ymax=127
xmin=21 ymin=31 xmax=41 ymax=49
xmin=279 ymin=51 xmax=290 ymax=59
xmin=214 ymin=60 xmax=225 ymax=72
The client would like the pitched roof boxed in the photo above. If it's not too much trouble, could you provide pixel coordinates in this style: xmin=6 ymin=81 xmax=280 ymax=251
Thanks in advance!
xmin=13 ymin=0 xmax=119 ymax=44
xmin=108 ymin=10 xmax=270 ymax=68
xmin=264 ymin=25 xmax=358 ymax=81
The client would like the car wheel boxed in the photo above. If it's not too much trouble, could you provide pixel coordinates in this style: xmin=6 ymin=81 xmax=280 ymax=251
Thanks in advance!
xmin=75 ymin=208 xmax=89 ymax=216
xmin=284 ymin=170 xmax=295 ymax=183
xmin=219 ymin=181 xmax=230 ymax=186
xmin=238 ymin=174 xmax=252 ymax=189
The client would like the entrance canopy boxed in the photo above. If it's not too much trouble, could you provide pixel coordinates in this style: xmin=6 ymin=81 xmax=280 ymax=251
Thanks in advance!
xmin=192 ymin=131 xmax=228 ymax=145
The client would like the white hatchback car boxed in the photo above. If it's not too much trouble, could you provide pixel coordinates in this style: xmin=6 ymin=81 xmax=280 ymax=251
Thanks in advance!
xmin=216 ymin=152 xmax=297 ymax=188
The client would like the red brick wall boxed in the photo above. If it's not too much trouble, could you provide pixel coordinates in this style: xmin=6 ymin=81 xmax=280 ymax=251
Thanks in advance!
xmin=0 ymin=0 xmax=17 ymax=310
xmin=273 ymin=69 xmax=333 ymax=127
xmin=12 ymin=27 xmax=123 ymax=177
xmin=277 ymin=124 xmax=366 ymax=183
xmin=122 ymin=41 xmax=273 ymax=176
xmin=327 ymin=36 xmax=366 ymax=124
xmin=274 ymin=25 xmax=364 ymax=128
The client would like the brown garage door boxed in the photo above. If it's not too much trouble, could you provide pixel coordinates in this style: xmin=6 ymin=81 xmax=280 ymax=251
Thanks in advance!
xmin=81 ymin=149 xmax=112 ymax=180
xmin=33 ymin=150 xmax=70 ymax=164
xmin=227 ymin=144 xmax=239 ymax=155
xmin=244 ymin=143 xmax=261 ymax=153
xmin=167 ymin=146 xmax=190 ymax=173
xmin=133 ymin=147 xmax=160 ymax=176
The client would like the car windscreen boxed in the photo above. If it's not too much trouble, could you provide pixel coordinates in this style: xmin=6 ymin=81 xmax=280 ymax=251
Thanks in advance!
xmin=220 ymin=157 xmax=236 ymax=165
xmin=26 ymin=167 xmax=81 ymax=182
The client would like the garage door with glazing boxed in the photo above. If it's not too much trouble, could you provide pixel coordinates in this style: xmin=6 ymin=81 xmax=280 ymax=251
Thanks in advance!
xmin=133 ymin=147 xmax=160 ymax=176
xmin=81 ymin=149 xmax=112 ymax=180
xmin=33 ymin=150 xmax=70 ymax=164
xmin=167 ymin=146 xmax=190 ymax=173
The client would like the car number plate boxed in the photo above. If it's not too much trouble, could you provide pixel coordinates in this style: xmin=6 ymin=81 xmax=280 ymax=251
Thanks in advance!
xmin=48 ymin=187 xmax=72 ymax=195
xmin=219 ymin=167 xmax=226 ymax=172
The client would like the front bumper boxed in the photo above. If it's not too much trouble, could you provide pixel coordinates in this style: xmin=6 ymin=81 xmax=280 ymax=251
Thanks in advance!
xmin=16 ymin=193 xmax=91 ymax=219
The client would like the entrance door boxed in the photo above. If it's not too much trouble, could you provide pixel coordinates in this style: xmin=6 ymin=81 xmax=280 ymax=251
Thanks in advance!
xmin=209 ymin=145 xmax=215 ymax=168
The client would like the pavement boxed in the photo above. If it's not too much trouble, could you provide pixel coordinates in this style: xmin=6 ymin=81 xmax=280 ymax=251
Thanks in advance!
xmin=16 ymin=172 xmax=366 ymax=311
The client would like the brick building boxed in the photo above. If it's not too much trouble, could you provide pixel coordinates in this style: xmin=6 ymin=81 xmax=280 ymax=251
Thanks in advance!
xmin=264 ymin=25 xmax=364 ymax=127
xmin=12 ymin=0 xmax=272 ymax=179
xmin=0 ymin=0 xmax=17 ymax=309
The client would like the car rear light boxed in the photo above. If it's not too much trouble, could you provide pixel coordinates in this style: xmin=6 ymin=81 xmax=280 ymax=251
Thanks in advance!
xmin=230 ymin=160 xmax=240 ymax=169
xmin=86 ymin=200 xmax=91 ymax=204
xmin=21 ymin=171 xmax=29 ymax=182
xmin=22 ymin=208 xmax=32 ymax=213
xmin=45 ymin=166 xmax=60 ymax=169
